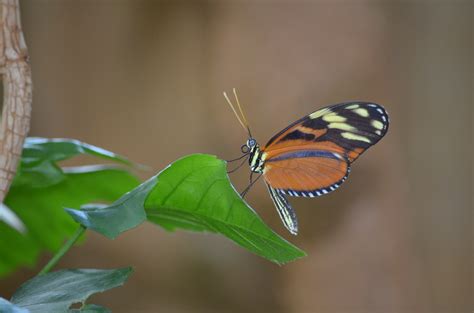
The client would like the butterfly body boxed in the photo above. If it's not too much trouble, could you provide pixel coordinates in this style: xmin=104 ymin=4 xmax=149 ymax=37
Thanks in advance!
xmin=225 ymin=91 xmax=389 ymax=235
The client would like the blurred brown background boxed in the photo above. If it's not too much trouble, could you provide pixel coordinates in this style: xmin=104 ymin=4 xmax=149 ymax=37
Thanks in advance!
xmin=1 ymin=1 xmax=472 ymax=313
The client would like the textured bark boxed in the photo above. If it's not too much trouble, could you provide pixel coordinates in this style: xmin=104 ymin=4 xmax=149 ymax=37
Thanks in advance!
xmin=0 ymin=0 xmax=31 ymax=202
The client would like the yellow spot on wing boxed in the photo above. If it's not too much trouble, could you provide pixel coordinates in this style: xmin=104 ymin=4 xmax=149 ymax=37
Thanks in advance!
xmin=309 ymin=108 xmax=331 ymax=119
xmin=328 ymin=122 xmax=356 ymax=131
xmin=322 ymin=113 xmax=346 ymax=123
xmin=346 ymin=104 xmax=359 ymax=109
xmin=352 ymin=108 xmax=369 ymax=117
xmin=371 ymin=120 xmax=384 ymax=130
xmin=341 ymin=132 xmax=371 ymax=143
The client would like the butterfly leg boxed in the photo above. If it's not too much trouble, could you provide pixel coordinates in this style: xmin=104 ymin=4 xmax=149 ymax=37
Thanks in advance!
xmin=240 ymin=173 xmax=262 ymax=198
xmin=226 ymin=153 xmax=249 ymax=163
xmin=227 ymin=156 xmax=248 ymax=174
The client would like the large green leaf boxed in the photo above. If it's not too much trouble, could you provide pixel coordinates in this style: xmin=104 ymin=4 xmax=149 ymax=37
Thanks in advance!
xmin=146 ymin=154 xmax=306 ymax=264
xmin=68 ymin=154 xmax=305 ymax=264
xmin=10 ymin=267 xmax=132 ymax=313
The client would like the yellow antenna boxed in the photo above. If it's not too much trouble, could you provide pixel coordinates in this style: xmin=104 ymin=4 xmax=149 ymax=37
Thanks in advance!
xmin=233 ymin=88 xmax=249 ymax=128
xmin=223 ymin=91 xmax=247 ymax=132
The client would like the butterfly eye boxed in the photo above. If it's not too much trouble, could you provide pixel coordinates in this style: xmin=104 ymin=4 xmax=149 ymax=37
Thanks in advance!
xmin=246 ymin=138 xmax=256 ymax=148
xmin=241 ymin=144 xmax=250 ymax=153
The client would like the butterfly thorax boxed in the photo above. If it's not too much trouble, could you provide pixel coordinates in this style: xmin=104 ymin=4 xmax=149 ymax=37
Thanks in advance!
xmin=249 ymin=143 xmax=264 ymax=173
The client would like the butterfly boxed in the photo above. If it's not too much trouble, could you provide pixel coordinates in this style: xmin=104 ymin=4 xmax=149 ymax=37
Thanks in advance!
xmin=224 ymin=89 xmax=389 ymax=235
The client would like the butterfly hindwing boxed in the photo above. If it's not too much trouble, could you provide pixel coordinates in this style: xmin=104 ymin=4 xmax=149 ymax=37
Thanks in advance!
xmin=264 ymin=150 xmax=350 ymax=195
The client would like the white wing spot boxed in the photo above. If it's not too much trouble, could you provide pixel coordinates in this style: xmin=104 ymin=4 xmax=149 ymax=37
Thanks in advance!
xmin=346 ymin=104 xmax=360 ymax=109
xmin=328 ymin=122 xmax=357 ymax=131
xmin=309 ymin=108 xmax=332 ymax=119
xmin=371 ymin=120 xmax=384 ymax=130
xmin=341 ymin=132 xmax=371 ymax=143
xmin=322 ymin=113 xmax=347 ymax=123
xmin=352 ymin=108 xmax=369 ymax=117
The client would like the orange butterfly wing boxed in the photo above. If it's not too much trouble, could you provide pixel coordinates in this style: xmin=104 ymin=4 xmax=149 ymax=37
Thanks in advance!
xmin=262 ymin=102 xmax=388 ymax=196
xmin=263 ymin=151 xmax=349 ymax=196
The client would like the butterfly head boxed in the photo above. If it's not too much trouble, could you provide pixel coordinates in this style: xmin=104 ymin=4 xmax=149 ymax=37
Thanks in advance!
xmin=246 ymin=138 xmax=257 ymax=149
xmin=240 ymin=137 xmax=258 ymax=154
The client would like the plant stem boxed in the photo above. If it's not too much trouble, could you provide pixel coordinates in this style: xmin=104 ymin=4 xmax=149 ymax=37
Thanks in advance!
xmin=38 ymin=225 xmax=86 ymax=275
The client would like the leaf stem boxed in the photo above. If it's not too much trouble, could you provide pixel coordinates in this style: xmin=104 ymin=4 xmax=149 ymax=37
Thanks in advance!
xmin=38 ymin=225 xmax=86 ymax=275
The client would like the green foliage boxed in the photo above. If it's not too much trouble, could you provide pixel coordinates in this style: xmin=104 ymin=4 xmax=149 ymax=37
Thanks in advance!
xmin=13 ymin=138 xmax=132 ymax=189
xmin=1 ymin=138 xmax=140 ymax=277
xmin=68 ymin=154 xmax=306 ymax=264
xmin=2 ymin=138 xmax=305 ymax=279
xmin=66 ymin=177 xmax=156 ymax=239
xmin=66 ymin=176 xmax=156 ymax=239
xmin=9 ymin=267 xmax=132 ymax=313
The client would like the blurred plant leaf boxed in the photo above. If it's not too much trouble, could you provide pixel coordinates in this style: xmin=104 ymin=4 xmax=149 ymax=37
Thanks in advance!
xmin=21 ymin=137 xmax=131 ymax=166
xmin=13 ymin=138 xmax=132 ymax=189
xmin=0 ymin=297 xmax=29 ymax=313
xmin=1 ymin=137 xmax=140 ymax=277
xmin=10 ymin=267 xmax=131 ymax=313
xmin=1 ymin=167 xmax=139 ymax=277
xmin=69 ymin=154 xmax=305 ymax=264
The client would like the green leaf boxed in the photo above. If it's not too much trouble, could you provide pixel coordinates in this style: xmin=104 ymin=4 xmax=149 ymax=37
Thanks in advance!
xmin=0 ymin=298 xmax=29 ymax=313
xmin=66 ymin=177 xmax=157 ymax=239
xmin=145 ymin=154 xmax=305 ymax=264
xmin=13 ymin=138 xmax=132 ymax=189
xmin=10 ymin=268 xmax=132 ymax=313
xmin=77 ymin=154 xmax=305 ymax=264
xmin=0 ymin=137 xmax=141 ymax=277
xmin=1 ymin=167 xmax=139 ymax=277
xmin=21 ymin=137 xmax=131 ymax=166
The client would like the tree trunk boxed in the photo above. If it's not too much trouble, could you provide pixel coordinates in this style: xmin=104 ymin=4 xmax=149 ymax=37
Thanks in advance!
xmin=0 ymin=0 xmax=32 ymax=202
